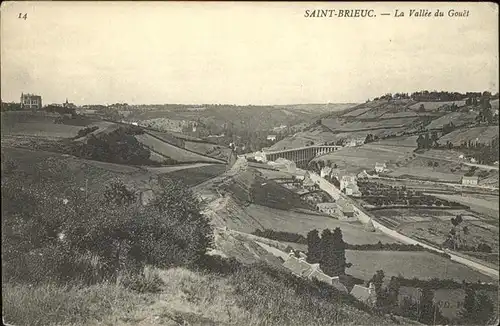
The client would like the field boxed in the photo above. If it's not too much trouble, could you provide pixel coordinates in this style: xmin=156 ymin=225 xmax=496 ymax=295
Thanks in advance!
xmin=1 ymin=111 xmax=86 ymax=138
xmin=1 ymin=146 xmax=152 ymax=195
xmin=212 ymin=198 xmax=398 ymax=245
xmin=159 ymin=164 xmax=227 ymax=187
xmin=345 ymin=250 xmax=494 ymax=283
xmin=396 ymin=218 xmax=499 ymax=253
xmin=311 ymin=144 xmax=413 ymax=174
xmin=424 ymin=111 xmax=477 ymax=129
xmin=429 ymin=193 xmax=499 ymax=220
xmin=438 ymin=126 xmax=499 ymax=146
xmin=322 ymin=117 xmax=419 ymax=131
xmin=372 ymin=208 xmax=478 ymax=226
xmin=386 ymin=156 xmax=464 ymax=182
xmin=408 ymin=101 xmax=466 ymax=111
xmin=134 ymin=133 xmax=224 ymax=163
xmin=374 ymin=136 xmax=419 ymax=148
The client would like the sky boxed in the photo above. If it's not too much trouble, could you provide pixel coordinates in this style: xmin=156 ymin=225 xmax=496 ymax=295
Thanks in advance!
xmin=1 ymin=1 xmax=498 ymax=105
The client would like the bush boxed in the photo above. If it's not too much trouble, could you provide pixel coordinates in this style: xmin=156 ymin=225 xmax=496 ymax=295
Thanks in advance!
xmin=1 ymin=174 xmax=213 ymax=285
xmin=119 ymin=267 xmax=164 ymax=293
xmin=76 ymin=126 xmax=99 ymax=138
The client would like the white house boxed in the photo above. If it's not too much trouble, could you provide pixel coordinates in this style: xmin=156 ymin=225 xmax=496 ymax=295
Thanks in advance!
xmin=375 ymin=162 xmax=387 ymax=173
xmin=282 ymin=255 xmax=348 ymax=293
xmin=253 ymin=151 xmax=267 ymax=162
xmin=461 ymin=176 xmax=478 ymax=186
xmin=340 ymin=175 xmax=357 ymax=191
xmin=267 ymin=135 xmax=277 ymax=141
xmin=320 ymin=166 xmax=333 ymax=178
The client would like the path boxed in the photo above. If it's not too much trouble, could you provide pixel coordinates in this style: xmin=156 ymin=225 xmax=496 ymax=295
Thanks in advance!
xmin=144 ymin=163 xmax=216 ymax=174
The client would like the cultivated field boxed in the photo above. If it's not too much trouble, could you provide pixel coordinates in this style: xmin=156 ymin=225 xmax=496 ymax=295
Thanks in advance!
xmin=345 ymin=250 xmax=494 ymax=283
xmin=159 ymin=164 xmax=227 ymax=187
xmin=438 ymin=126 xmax=499 ymax=146
xmin=216 ymin=200 xmax=398 ymax=245
xmin=429 ymin=193 xmax=499 ymax=220
xmin=135 ymin=133 xmax=224 ymax=163
xmin=396 ymin=218 xmax=499 ymax=253
xmin=312 ymin=144 xmax=413 ymax=174
xmin=387 ymin=157 xmax=464 ymax=182
xmin=408 ymin=101 xmax=466 ymax=111
xmin=424 ymin=111 xmax=477 ymax=129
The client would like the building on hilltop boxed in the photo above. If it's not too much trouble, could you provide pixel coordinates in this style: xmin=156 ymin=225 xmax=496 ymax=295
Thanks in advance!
xmin=20 ymin=93 xmax=42 ymax=110
xmin=461 ymin=176 xmax=478 ymax=186
xmin=63 ymin=98 xmax=77 ymax=109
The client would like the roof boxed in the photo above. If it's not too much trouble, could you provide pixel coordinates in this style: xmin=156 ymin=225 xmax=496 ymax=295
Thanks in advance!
xmin=350 ymin=284 xmax=374 ymax=303
xmin=375 ymin=162 xmax=386 ymax=167
xmin=316 ymin=202 xmax=338 ymax=209
xmin=282 ymin=256 xmax=313 ymax=278
xmin=462 ymin=176 xmax=478 ymax=180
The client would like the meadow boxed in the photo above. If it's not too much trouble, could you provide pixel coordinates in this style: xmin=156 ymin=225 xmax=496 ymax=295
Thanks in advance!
xmin=231 ymin=203 xmax=397 ymax=245
xmin=345 ymin=250 xmax=494 ymax=283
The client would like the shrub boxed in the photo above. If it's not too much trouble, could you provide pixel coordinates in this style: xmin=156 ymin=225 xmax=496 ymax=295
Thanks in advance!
xmin=1 ymin=173 xmax=213 ymax=285
xmin=76 ymin=126 xmax=99 ymax=138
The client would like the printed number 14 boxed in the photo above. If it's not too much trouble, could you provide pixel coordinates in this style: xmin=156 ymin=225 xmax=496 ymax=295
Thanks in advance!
xmin=19 ymin=13 xmax=27 ymax=20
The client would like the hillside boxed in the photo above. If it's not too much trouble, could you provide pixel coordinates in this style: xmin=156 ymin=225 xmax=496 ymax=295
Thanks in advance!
xmin=271 ymin=97 xmax=498 ymax=151
xmin=3 ymin=262 xmax=399 ymax=326
xmin=1 ymin=111 xmax=230 ymax=165
xmin=120 ymin=103 xmax=358 ymax=133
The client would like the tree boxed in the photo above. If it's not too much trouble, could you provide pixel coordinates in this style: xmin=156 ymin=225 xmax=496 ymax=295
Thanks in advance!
xmin=418 ymin=287 xmax=447 ymax=325
xmin=306 ymin=229 xmax=322 ymax=264
xmin=416 ymin=134 xmax=425 ymax=149
xmin=460 ymin=287 xmax=495 ymax=324
xmin=423 ymin=133 xmax=431 ymax=149
xmin=430 ymin=131 xmax=439 ymax=147
xmin=319 ymin=229 xmax=336 ymax=276
xmin=418 ymin=104 xmax=426 ymax=112
xmin=331 ymin=227 xmax=350 ymax=275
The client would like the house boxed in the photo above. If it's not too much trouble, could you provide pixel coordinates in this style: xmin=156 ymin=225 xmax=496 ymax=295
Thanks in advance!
xmin=268 ymin=158 xmax=296 ymax=173
xmin=340 ymin=175 xmax=357 ymax=190
xmin=345 ymin=137 xmax=365 ymax=147
xmin=337 ymin=198 xmax=355 ymax=218
xmin=345 ymin=183 xmax=361 ymax=197
xmin=458 ymin=154 xmax=465 ymax=159
xmin=282 ymin=255 xmax=348 ymax=293
xmin=350 ymin=283 xmax=377 ymax=307
xmin=320 ymin=166 xmax=332 ymax=178
xmin=375 ymin=162 xmax=387 ymax=173
xmin=461 ymin=176 xmax=478 ymax=186
xmin=316 ymin=202 xmax=339 ymax=216
xmin=20 ymin=93 xmax=42 ymax=110
xmin=267 ymin=135 xmax=277 ymax=142
xmin=330 ymin=168 xmax=346 ymax=179
xmin=470 ymin=158 xmax=477 ymax=163
xmin=282 ymin=255 xmax=314 ymax=278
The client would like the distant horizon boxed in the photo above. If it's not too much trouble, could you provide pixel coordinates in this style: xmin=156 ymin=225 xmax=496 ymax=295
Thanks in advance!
xmin=2 ymin=2 xmax=498 ymax=105
xmin=3 ymin=89 xmax=499 ymax=107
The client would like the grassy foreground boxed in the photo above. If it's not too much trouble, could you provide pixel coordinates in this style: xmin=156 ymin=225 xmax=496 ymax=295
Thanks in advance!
xmin=3 ymin=263 xmax=402 ymax=326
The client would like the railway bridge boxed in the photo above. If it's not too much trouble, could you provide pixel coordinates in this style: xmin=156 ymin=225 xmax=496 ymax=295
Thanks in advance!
xmin=260 ymin=145 xmax=342 ymax=167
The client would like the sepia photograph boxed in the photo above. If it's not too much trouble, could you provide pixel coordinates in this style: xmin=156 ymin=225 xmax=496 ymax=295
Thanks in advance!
xmin=1 ymin=1 xmax=499 ymax=325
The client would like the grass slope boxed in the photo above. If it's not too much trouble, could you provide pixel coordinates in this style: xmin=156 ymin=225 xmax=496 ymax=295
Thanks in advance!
xmin=3 ymin=264 xmax=397 ymax=326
